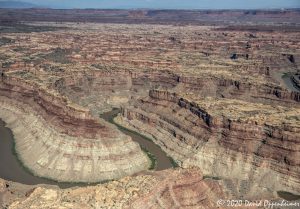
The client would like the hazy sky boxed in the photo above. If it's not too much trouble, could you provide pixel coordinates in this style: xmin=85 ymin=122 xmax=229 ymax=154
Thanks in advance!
xmin=11 ymin=0 xmax=300 ymax=9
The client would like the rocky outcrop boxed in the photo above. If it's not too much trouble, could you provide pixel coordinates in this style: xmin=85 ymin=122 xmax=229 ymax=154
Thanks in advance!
xmin=119 ymin=90 xmax=300 ymax=195
xmin=0 ymin=76 xmax=149 ymax=183
xmin=126 ymin=168 xmax=227 ymax=209
xmin=0 ymin=75 xmax=109 ymax=138
xmin=3 ymin=168 xmax=233 ymax=209
xmin=50 ymin=68 xmax=300 ymax=120
xmin=291 ymin=73 xmax=300 ymax=89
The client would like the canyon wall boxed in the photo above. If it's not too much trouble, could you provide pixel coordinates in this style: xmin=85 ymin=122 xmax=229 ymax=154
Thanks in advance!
xmin=118 ymin=90 xmax=300 ymax=195
xmin=0 ymin=75 xmax=149 ymax=183
xmin=1 ymin=66 xmax=299 ymax=190
xmin=50 ymin=69 xmax=300 ymax=116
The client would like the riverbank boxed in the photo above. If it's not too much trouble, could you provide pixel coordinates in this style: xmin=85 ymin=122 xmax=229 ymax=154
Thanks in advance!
xmin=0 ymin=96 xmax=149 ymax=184
xmin=0 ymin=119 xmax=89 ymax=188
xmin=0 ymin=107 xmax=176 ymax=188
xmin=100 ymin=108 xmax=175 ymax=171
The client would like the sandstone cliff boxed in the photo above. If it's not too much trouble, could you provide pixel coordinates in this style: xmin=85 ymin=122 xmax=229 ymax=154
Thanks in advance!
xmin=118 ymin=90 xmax=300 ymax=195
xmin=0 ymin=75 xmax=149 ymax=183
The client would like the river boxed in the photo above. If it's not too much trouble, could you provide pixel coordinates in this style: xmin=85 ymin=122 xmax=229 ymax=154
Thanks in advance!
xmin=1 ymin=111 xmax=300 ymax=200
xmin=100 ymin=108 xmax=173 ymax=171
xmin=0 ymin=119 xmax=88 ymax=188
xmin=0 ymin=109 xmax=172 ymax=188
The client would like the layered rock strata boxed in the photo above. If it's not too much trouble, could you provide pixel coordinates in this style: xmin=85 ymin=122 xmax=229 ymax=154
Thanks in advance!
xmin=119 ymin=90 xmax=300 ymax=195
xmin=2 ymin=22 xmax=300 ymax=109
xmin=0 ymin=76 xmax=149 ymax=183
xmin=0 ymin=21 xmax=300 ymax=205
xmin=49 ymin=68 xmax=300 ymax=119
xmin=126 ymin=168 xmax=228 ymax=209
xmin=2 ymin=168 xmax=232 ymax=209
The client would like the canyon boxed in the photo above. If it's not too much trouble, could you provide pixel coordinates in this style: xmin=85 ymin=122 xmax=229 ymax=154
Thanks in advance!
xmin=0 ymin=9 xmax=300 ymax=208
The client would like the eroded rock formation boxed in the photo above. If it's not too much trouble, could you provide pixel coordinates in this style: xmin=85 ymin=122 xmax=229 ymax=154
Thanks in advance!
xmin=0 ymin=15 xmax=300 ymax=207
xmin=118 ymin=90 xmax=300 ymax=194
xmin=1 ymin=168 xmax=232 ymax=209
xmin=0 ymin=76 xmax=149 ymax=183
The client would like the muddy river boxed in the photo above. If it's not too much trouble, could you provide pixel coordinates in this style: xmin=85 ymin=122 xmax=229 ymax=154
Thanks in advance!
xmin=0 ymin=119 xmax=88 ymax=188
xmin=1 ymin=110 xmax=298 ymax=200
xmin=100 ymin=108 xmax=173 ymax=171
xmin=0 ymin=109 xmax=172 ymax=188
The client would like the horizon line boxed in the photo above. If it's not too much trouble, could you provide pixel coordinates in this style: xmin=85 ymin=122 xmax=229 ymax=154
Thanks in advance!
xmin=1 ymin=7 xmax=300 ymax=10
